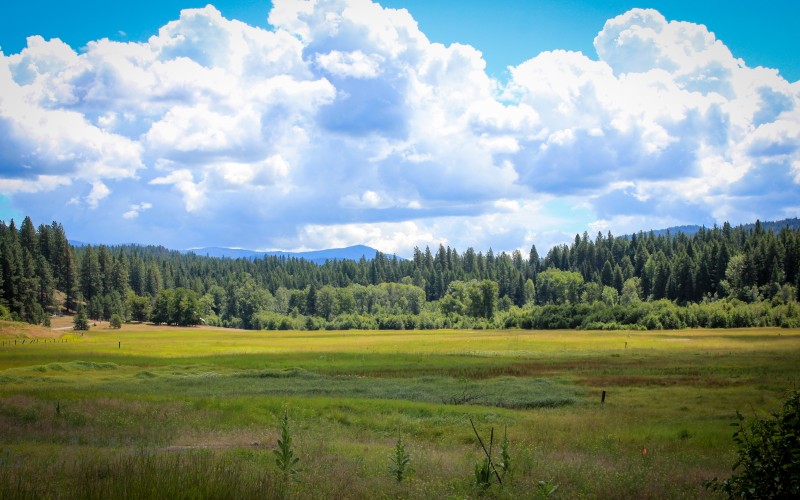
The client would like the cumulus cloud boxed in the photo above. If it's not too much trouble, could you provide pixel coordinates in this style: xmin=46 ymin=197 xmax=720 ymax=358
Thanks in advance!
xmin=149 ymin=169 xmax=205 ymax=213
xmin=315 ymin=50 xmax=384 ymax=78
xmin=1 ymin=1 xmax=798 ymax=253
xmin=122 ymin=201 xmax=152 ymax=219
xmin=85 ymin=181 xmax=111 ymax=209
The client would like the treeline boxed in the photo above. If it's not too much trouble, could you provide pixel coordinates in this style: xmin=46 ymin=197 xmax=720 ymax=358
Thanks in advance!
xmin=0 ymin=218 xmax=77 ymax=325
xmin=1 ymin=216 xmax=799 ymax=330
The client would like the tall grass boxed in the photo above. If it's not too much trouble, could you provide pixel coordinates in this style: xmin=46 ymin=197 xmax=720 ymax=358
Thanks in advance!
xmin=0 ymin=325 xmax=798 ymax=497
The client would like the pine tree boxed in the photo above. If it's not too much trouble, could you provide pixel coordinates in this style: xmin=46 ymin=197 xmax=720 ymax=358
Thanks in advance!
xmin=601 ymin=260 xmax=614 ymax=287
xmin=1 ymin=221 xmax=23 ymax=317
xmin=110 ymin=249 xmax=130 ymax=295
xmin=79 ymin=246 xmax=102 ymax=301
xmin=62 ymin=246 xmax=79 ymax=313
xmin=305 ymin=284 xmax=317 ymax=316
xmin=35 ymin=254 xmax=55 ymax=312
xmin=19 ymin=216 xmax=38 ymax=255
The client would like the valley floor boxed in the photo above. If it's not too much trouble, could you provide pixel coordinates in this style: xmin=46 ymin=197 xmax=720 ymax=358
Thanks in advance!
xmin=1 ymin=322 xmax=798 ymax=498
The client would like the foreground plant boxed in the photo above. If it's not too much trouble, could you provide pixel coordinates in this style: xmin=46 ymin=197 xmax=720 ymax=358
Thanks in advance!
xmin=705 ymin=389 xmax=799 ymax=498
xmin=536 ymin=480 xmax=559 ymax=498
xmin=388 ymin=431 xmax=411 ymax=483
xmin=274 ymin=409 xmax=300 ymax=479
xmin=498 ymin=425 xmax=512 ymax=478
xmin=469 ymin=418 xmax=503 ymax=489
xmin=474 ymin=457 xmax=493 ymax=490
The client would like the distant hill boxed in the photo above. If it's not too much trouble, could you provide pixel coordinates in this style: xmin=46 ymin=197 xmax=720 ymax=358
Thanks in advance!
xmin=631 ymin=217 xmax=800 ymax=238
xmin=186 ymin=244 xmax=386 ymax=264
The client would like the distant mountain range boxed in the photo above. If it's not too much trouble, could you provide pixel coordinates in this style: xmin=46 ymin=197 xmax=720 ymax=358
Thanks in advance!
xmin=184 ymin=244 xmax=386 ymax=264
xmin=68 ymin=217 xmax=800 ymax=264
xmin=631 ymin=217 xmax=800 ymax=238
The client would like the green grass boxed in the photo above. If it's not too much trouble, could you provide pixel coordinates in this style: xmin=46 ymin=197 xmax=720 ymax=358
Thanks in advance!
xmin=1 ymin=326 xmax=799 ymax=498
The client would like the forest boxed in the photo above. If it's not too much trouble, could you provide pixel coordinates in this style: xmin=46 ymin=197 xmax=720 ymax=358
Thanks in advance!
xmin=1 ymin=216 xmax=799 ymax=331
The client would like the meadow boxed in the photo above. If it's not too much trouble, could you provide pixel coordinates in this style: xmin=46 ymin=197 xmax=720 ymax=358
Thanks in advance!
xmin=1 ymin=319 xmax=798 ymax=498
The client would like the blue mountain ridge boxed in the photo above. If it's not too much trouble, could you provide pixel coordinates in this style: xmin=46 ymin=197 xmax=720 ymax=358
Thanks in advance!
xmin=185 ymin=244 xmax=388 ymax=264
xmin=623 ymin=218 xmax=799 ymax=238
xmin=67 ymin=217 xmax=799 ymax=263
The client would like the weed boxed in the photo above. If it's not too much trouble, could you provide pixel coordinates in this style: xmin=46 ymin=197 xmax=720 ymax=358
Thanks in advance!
xmin=274 ymin=409 xmax=300 ymax=479
xmin=388 ymin=430 xmax=411 ymax=483
xmin=498 ymin=425 xmax=511 ymax=478
xmin=536 ymin=480 xmax=559 ymax=498
xmin=470 ymin=418 xmax=503 ymax=489
xmin=475 ymin=457 xmax=492 ymax=489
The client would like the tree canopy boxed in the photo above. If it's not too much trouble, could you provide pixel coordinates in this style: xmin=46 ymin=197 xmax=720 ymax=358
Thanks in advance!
xmin=2 ymin=216 xmax=799 ymax=331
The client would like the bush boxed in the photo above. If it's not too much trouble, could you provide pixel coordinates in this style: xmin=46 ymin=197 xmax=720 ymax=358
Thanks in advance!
xmin=642 ymin=314 xmax=662 ymax=330
xmin=73 ymin=309 xmax=90 ymax=331
xmin=707 ymin=390 xmax=800 ymax=498
xmin=109 ymin=314 xmax=122 ymax=329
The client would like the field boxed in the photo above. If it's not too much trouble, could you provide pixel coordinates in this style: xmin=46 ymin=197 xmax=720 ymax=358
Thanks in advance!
xmin=1 ymin=319 xmax=799 ymax=498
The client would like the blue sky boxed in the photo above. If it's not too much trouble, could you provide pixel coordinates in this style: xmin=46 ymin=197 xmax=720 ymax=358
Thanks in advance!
xmin=2 ymin=1 xmax=798 ymax=81
xmin=1 ymin=0 xmax=799 ymax=255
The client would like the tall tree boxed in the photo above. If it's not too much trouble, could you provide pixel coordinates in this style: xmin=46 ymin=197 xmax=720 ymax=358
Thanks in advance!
xmin=79 ymin=246 xmax=102 ymax=302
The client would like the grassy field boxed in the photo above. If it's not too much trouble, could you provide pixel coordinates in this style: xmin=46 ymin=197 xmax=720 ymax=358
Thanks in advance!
xmin=1 ymin=319 xmax=799 ymax=498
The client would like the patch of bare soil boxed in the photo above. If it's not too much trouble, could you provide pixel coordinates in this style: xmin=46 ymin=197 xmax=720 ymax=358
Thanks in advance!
xmin=163 ymin=429 xmax=278 ymax=452
xmin=0 ymin=320 xmax=60 ymax=338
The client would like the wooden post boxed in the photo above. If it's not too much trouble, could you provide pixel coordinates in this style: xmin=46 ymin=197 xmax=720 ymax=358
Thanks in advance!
xmin=601 ymin=390 xmax=606 ymax=403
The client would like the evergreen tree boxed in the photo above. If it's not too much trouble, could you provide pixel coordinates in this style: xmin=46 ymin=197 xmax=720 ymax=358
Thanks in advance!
xmin=35 ymin=254 xmax=55 ymax=312
xmin=601 ymin=260 xmax=614 ymax=287
xmin=73 ymin=305 xmax=90 ymax=330
xmin=305 ymin=284 xmax=317 ymax=316
xmin=0 ymin=221 xmax=22 ymax=316
xmin=62 ymin=246 xmax=79 ymax=313
xmin=79 ymin=246 xmax=102 ymax=301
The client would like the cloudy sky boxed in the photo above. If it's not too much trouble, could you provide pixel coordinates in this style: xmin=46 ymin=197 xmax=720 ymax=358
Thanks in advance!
xmin=1 ymin=0 xmax=798 ymax=257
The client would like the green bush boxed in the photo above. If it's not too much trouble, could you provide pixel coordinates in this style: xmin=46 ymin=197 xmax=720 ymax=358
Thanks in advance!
xmin=109 ymin=314 xmax=122 ymax=329
xmin=707 ymin=390 xmax=800 ymax=498
xmin=73 ymin=308 xmax=90 ymax=331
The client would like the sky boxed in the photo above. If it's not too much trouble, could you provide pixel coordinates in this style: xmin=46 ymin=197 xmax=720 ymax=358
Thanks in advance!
xmin=0 ymin=0 xmax=799 ymax=257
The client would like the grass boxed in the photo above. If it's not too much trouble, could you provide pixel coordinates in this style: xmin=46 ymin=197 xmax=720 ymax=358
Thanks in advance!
xmin=1 ymin=323 xmax=799 ymax=498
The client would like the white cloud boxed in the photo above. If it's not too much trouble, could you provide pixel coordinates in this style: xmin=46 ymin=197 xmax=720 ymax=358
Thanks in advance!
xmin=149 ymin=169 xmax=205 ymax=213
xmin=122 ymin=201 xmax=152 ymax=219
xmin=0 ymin=175 xmax=71 ymax=194
xmin=85 ymin=181 xmax=110 ymax=209
xmin=1 ymin=1 xmax=798 ymax=254
xmin=212 ymin=155 xmax=291 ymax=188
xmin=290 ymin=220 xmax=447 ymax=256
xmin=315 ymin=50 xmax=383 ymax=78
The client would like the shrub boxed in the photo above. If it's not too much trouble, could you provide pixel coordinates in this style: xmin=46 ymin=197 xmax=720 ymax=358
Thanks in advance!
xmin=109 ymin=314 xmax=122 ymax=329
xmin=643 ymin=314 xmax=662 ymax=330
xmin=706 ymin=390 xmax=800 ymax=498
xmin=73 ymin=308 xmax=90 ymax=331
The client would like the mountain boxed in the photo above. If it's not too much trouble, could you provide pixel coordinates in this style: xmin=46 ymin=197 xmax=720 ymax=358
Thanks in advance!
xmin=186 ymin=244 xmax=386 ymax=264
xmin=630 ymin=217 xmax=800 ymax=238
xmin=639 ymin=225 xmax=703 ymax=238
